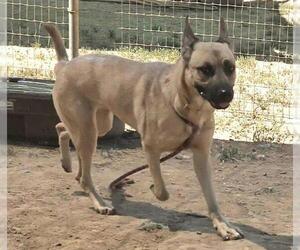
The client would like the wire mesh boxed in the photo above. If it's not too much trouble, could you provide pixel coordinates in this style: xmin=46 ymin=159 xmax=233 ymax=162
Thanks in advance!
xmin=117 ymin=0 xmax=293 ymax=63
xmin=7 ymin=0 xmax=69 ymax=79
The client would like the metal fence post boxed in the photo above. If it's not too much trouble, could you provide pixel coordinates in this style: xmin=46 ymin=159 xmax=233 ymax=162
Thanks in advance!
xmin=69 ymin=0 xmax=79 ymax=58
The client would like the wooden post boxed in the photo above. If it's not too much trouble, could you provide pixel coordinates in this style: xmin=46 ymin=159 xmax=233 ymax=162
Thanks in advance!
xmin=69 ymin=0 xmax=79 ymax=58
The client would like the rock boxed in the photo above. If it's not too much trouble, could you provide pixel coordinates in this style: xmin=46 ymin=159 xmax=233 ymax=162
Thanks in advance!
xmin=255 ymin=154 xmax=266 ymax=160
xmin=138 ymin=221 xmax=169 ymax=232
xmin=10 ymin=226 xmax=22 ymax=234
xmin=255 ymin=187 xmax=274 ymax=195
xmin=175 ymin=154 xmax=191 ymax=160
xmin=28 ymin=152 xmax=38 ymax=158
xmin=94 ymin=161 xmax=112 ymax=168
xmin=124 ymin=192 xmax=133 ymax=197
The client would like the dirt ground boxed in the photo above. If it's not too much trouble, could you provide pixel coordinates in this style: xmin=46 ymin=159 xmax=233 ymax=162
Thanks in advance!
xmin=7 ymin=133 xmax=293 ymax=250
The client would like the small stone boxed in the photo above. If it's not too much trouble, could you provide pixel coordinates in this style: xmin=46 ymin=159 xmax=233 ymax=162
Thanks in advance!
xmin=138 ymin=221 xmax=168 ymax=232
xmin=124 ymin=179 xmax=135 ymax=184
xmin=24 ymin=170 xmax=31 ymax=174
xmin=101 ymin=151 xmax=110 ymax=158
xmin=256 ymin=154 xmax=266 ymax=160
xmin=196 ymin=231 xmax=202 ymax=235
xmin=11 ymin=226 xmax=22 ymax=234
xmin=175 ymin=154 xmax=191 ymax=160
xmin=55 ymin=243 xmax=62 ymax=247
xmin=263 ymin=173 xmax=267 ymax=176
xmin=280 ymin=171 xmax=287 ymax=174
xmin=255 ymin=186 xmax=274 ymax=195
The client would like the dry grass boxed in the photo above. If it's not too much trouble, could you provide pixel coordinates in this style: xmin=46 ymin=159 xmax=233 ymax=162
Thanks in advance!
xmin=5 ymin=46 xmax=293 ymax=143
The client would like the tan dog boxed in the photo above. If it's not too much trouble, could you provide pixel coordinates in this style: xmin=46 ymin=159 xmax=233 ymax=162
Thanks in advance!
xmin=44 ymin=17 xmax=243 ymax=240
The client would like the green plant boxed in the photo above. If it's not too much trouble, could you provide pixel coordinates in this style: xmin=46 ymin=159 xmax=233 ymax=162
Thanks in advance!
xmin=218 ymin=146 xmax=241 ymax=162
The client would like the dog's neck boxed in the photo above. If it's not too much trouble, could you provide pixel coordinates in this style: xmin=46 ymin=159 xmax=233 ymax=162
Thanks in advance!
xmin=165 ymin=58 xmax=215 ymax=127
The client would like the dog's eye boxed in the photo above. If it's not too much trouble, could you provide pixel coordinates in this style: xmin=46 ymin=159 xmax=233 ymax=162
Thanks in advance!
xmin=197 ymin=64 xmax=215 ymax=77
xmin=224 ymin=60 xmax=235 ymax=75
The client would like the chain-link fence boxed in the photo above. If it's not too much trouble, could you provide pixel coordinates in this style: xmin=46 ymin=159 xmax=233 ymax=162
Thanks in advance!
xmin=7 ymin=0 xmax=69 ymax=79
xmin=115 ymin=0 xmax=295 ymax=143
xmin=117 ymin=0 xmax=293 ymax=63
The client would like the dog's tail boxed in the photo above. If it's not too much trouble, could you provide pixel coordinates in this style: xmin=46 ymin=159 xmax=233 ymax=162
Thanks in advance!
xmin=43 ymin=24 xmax=69 ymax=61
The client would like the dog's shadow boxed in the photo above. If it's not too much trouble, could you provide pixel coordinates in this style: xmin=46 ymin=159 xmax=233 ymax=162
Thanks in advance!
xmin=109 ymin=190 xmax=293 ymax=250
xmin=98 ymin=131 xmax=141 ymax=150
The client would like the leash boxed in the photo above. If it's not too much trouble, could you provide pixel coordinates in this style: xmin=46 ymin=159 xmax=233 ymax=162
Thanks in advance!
xmin=108 ymin=110 xmax=199 ymax=191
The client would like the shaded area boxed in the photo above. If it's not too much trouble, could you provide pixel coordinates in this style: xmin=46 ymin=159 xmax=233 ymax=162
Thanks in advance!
xmin=111 ymin=190 xmax=292 ymax=250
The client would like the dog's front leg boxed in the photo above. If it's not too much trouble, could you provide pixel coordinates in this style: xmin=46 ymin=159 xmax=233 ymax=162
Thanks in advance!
xmin=144 ymin=148 xmax=169 ymax=201
xmin=192 ymin=130 xmax=243 ymax=240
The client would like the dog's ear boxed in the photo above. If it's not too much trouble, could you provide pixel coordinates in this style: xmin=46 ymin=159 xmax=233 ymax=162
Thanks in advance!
xmin=216 ymin=17 xmax=233 ymax=50
xmin=181 ymin=16 xmax=199 ymax=64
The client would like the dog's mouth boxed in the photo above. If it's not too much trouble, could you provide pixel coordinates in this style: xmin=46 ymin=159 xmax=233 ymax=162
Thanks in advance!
xmin=195 ymin=84 xmax=232 ymax=110
xmin=210 ymin=101 xmax=230 ymax=110
xmin=195 ymin=82 xmax=234 ymax=110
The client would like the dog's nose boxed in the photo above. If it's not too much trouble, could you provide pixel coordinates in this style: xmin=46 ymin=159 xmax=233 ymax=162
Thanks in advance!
xmin=216 ymin=88 xmax=233 ymax=102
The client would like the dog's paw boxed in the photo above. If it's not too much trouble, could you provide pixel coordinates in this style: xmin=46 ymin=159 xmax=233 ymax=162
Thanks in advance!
xmin=60 ymin=158 xmax=72 ymax=173
xmin=212 ymin=219 xmax=244 ymax=240
xmin=95 ymin=206 xmax=116 ymax=215
xmin=150 ymin=184 xmax=169 ymax=201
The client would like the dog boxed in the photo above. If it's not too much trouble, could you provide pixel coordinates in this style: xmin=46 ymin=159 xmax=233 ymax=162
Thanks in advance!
xmin=44 ymin=17 xmax=243 ymax=240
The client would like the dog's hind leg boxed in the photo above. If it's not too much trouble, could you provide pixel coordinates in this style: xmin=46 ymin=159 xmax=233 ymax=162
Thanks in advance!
xmin=73 ymin=115 xmax=115 ymax=215
xmin=144 ymin=148 xmax=169 ymax=201
xmin=96 ymin=109 xmax=113 ymax=137
xmin=75 ymin=154 xmax=82 ymax=182
xmin=55 ymin=122 xmax=72 ymax=173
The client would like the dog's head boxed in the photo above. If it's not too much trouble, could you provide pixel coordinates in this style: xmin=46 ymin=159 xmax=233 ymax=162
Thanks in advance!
xmin=181 ymin=17 xmax=235 ymax=110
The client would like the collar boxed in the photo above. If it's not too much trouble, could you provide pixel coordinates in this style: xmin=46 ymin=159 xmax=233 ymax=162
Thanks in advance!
xmin=172 ymin=105 xmax=199 ymax=149
xmin=172 ymin=105 xmax=199 ymax=132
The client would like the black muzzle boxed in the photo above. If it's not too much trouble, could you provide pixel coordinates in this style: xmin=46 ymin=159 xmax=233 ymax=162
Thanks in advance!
xmin=195 ymin=82 xmax=234 ymax=109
